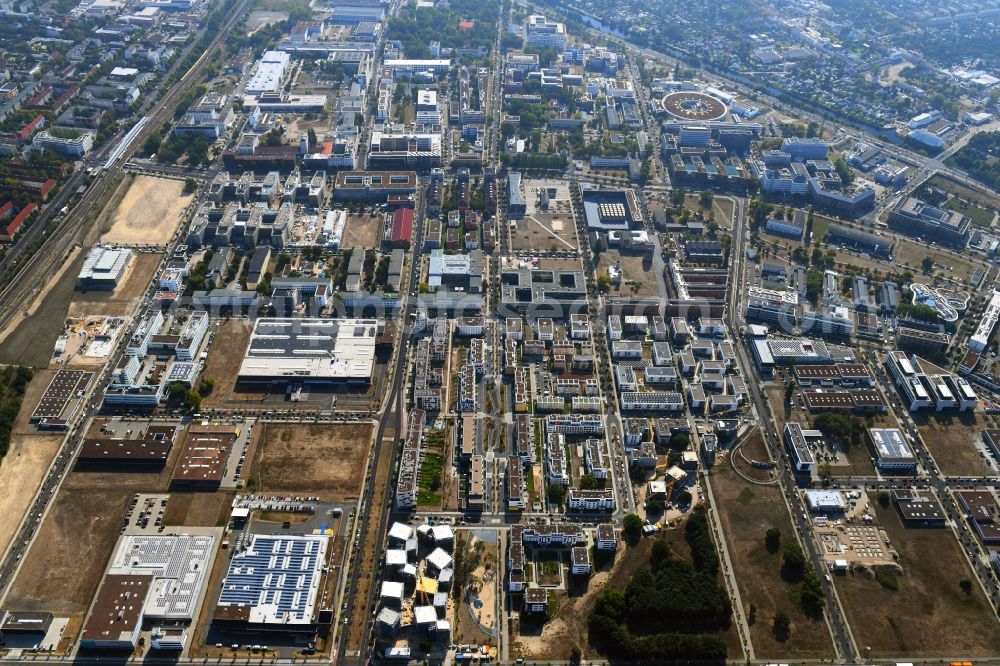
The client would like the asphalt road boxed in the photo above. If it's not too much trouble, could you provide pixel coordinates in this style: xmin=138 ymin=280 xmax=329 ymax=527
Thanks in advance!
xmin=723 ymin=196 xmax=860 ymax=661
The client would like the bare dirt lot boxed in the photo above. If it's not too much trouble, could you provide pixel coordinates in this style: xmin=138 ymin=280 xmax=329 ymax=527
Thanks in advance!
xmin=915 ymin=411 xmax=995 ymax=477
xmin=199 ymin=318 xmax=256 ymax=408
xmin=163 ymin=491 xmax=235 ymax=527
xmin=0 ymin=369 xmax=64 ymax=557
xmin=342 ymin=213 xmax=381 ymax=249
xmin=69 ymin=252 xmax=163 ymax=318
xmin=3 ymin=485 xmax=130 ymax=618
xmin=685 ymin=194 xmax=736 ymax=229
xmin=597 ymin=250 xmax=660 ymax=297
xmin=451 ymin=534 xmax=498 ymax=646
xmin=834 ymin=493 xmax=1000 ymax=658
xmin=249 ymin=422 xmax=373 ymax=501
xmin=0 ymin=434 xmax=60 ymax=558
xmin=347 ymin=427 xmax=394 ymax=652
xmin=247 ymin=9 xmax=287 ymax=32
xmin=100 ymin=175 xmax=192 ymax=246
xmin=510 ymin=214 xmax=578 ymax=252
xmin=711 ymin=463 xmax=834 ymax=659
xmin=0 ymin=250 xmax=86 ymax=367
xmin=894 ymin=238 xmax=981 ymax=284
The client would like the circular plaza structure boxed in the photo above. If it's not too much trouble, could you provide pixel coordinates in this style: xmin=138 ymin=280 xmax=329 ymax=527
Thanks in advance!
xmin=660 ymin=91 xmax=728 ymax=122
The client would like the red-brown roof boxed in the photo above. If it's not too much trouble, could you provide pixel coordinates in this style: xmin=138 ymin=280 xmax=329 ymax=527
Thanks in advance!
xmin=3 ymin=202 xmax=35 ymax=239
xmin=18 ymin=114 xmax=45 ymax=140
xmin=391 ymin=207 xmax=413 ymax=243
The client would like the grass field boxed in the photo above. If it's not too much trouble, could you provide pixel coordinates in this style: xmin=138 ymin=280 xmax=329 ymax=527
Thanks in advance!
xmin=536 ymin=550 xmax=562 ymax=585
xmin=893 ymin=238 xmax=980 ymax=283
xmin=249 ymin=422 xmax=373 ymax=501
xmin=767 ymin=386 xmax=877 ymax=477
xmin=928 ymin=174 xmax=1000 ymax=215
xmin=247 ymin=9 xmax=287 ymax=32
xmin=914 ymin=411 xmax=995 ymax=477
xmin=685 ymin=194 xmax=736 ymax=229
xmin=810 ymin=214 xmax=832 ymax=242
xmin=944 ymin=196 xmax=995 ymax=228
xmin=711 ymin=463 xmax=834 ymax=659
xmin=512 ymin=520 xmax=743 ymax=661
xmin=418 ymin=429 xmax=446 ymax=508
xmin=834 ymin=493 xmax=1000 ymax=658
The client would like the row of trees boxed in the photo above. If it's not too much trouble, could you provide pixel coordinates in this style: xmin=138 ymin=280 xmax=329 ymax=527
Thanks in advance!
xmin=0 ymin=366 xmax=34 ymax=459
xmin=503 ymin=153 xmax=568 ymax=170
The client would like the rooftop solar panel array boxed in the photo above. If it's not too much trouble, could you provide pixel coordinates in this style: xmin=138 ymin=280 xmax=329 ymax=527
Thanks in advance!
xmin=217 ymin=534 xmax=328 ymax=624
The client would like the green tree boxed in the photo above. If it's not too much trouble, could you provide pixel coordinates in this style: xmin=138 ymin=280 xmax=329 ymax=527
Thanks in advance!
xmin=592 ymin=587 xmax=625 ymax=621
xmin=781 ymin=543 xmax=807 ymax=582
xmin=651 ymin=537 xmax=671 ymax=566
xmin=143 ymin=131 xmax=162 ymax=156
xmin=580 ymin=473 xmax=599 ymax=490
xmin=183 ymin=177 xmax=198 ymax=194
xmin=772 ymin=611 xmax=791 ymax=641
xmin=921 ymin=255 xmax=935 ymax=273
xmin=765 ymin=527 xmax=781 ymax=554
xmin=800 ymin=570 xmax=825 ymax=618
xmin=833 ymin=157 xmax=854 ymax=185
xmin=784 ymin=381 xmax=796 ymax=402
xmin=547 ymin=483 xmax=567 ymax=506
xmin=623 ymin=513 xmax=643 ymax=542
xmin=668 ymin=433 xmax=690 ymax=451
xmin=184 ymin=390 xmax=202 ymax=411
xmin=197 ymin=377 xmax=215 ymax=397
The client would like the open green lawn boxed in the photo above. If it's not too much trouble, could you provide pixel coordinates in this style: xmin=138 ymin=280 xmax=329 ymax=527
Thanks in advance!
xmin=417 ymin=451 xmax=443 ymax=506
xmin=810 ymin=215 xmax=831 ymax=243
xmin=944 ymin=197 xmax=995 ymax=227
